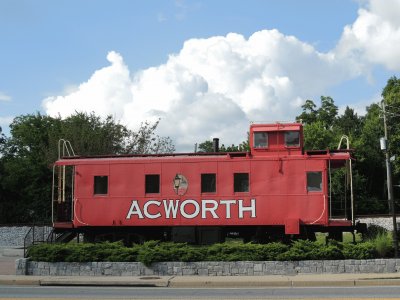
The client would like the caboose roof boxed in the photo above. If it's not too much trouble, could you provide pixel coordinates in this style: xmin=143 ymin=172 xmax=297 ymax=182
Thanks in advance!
xmin=250 ymin=123 xmax=302 ymax=132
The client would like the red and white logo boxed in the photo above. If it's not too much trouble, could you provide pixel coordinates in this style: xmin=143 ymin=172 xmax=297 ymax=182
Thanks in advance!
xmin=173 ymin=174 xmax=188 ymax=196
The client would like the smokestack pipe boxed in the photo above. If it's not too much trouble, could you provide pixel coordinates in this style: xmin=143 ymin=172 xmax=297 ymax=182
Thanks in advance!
xmin=213 ymin=138 xmax=219 ymax=152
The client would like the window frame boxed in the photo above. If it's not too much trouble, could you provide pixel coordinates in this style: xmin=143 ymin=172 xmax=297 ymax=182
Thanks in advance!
xmin=94 ymin=175 xmax=108 ymax=195
xmin=253 ymin=131 xmax=268 ymax=148
xmin=306 ymin=171 xmax=323 ymax=192
xmin=201 ymin=173 xmax=216 ymax=193
xmin=234 ymin=172 xmax=249 ymax=193
xmin=284 ymin=131 xmax=300 ymax=147
xmin=145 ymin=174 xmax=160 ymax=194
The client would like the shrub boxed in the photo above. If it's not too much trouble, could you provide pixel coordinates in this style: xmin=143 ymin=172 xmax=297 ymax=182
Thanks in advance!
xmin=27 ymin=241 xmax=139 ymax=262
xmin=372 ymin=232 xmax=393 ymax=258
xmin=342 ymin=242 xmax=375 ymax=259
xmin=27 ymin=238 xmax=395 ymax=264
xmin=205 ymin=242 xmax=288 ymax=262
xmin=276 ymin=239 xmax=343 ymax=261
xmin=256 ymin=242 xmax=289 ymax=260
xmin=363 ymin=224 xmax=388 ymax=240
xmin=137 ymin=241 xmax=206 ymax=266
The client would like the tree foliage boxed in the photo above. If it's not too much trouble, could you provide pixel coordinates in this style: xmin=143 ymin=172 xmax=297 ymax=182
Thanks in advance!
xmin=197 ymin=135 xmax=249 ymax=153
xmin=124 ymin=119 xmax=175 ymax=154
xmin=382 ymin=76 xmax=400 ymax=176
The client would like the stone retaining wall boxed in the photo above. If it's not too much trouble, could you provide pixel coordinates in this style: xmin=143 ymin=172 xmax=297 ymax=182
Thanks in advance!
xmin=16 ymin=258 xmax=400 ymax=276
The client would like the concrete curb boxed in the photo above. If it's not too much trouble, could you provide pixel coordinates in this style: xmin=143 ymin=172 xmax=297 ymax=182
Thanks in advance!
xmin=2 ymin=275 xmax=400 ymax=288
xmin=39 ymin=277 xmax=171 ymax=287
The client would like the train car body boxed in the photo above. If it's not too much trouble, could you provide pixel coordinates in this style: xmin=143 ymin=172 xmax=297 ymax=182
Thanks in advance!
xmin=52 ymin=123 xmax=362 ymax=243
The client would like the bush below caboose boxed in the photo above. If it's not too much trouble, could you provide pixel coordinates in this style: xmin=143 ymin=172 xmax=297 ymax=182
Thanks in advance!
xmin=137 ymin=241 xmax=206 ymax=266
xmin=275 ymin=240 xmax=344 ymax=261
xmin=27 ymin=238 xmax=392 ymax=266
xmin=27 ymin=241 xmax=140 ymax=262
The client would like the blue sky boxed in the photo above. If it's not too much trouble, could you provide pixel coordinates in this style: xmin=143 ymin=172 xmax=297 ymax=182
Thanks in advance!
xmin=1 ymin=0 xmax=399 ymax=151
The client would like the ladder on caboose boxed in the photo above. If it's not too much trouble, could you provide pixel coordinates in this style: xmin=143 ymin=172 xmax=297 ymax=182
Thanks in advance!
xmin=328 ymin=135 xmax=354 ymax=224
xmin=52 ymin=140 xmax=76 ymax=225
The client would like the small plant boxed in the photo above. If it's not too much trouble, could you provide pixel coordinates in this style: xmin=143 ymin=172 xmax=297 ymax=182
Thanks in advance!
xmin=363 ymin=224 xmax=388 ymax=240
xmin=372 ymin=232 xmax=393 ymax=258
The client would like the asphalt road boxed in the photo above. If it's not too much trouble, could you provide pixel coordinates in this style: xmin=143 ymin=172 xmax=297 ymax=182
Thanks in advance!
xmin=2 ymin=285 xmax=400 ymax=299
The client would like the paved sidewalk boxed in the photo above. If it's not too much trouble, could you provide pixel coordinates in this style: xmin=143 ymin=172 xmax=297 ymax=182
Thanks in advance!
xmin=0 ymin=247 xmax=23 ymax=276
xmin=1 ymin=273 xmax=400 ymax=288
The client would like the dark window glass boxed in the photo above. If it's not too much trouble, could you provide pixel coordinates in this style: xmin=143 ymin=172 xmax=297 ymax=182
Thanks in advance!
xmin=201 ymin=173 xmax=216 ymax=193
xmin=234 ymin=173 xmax=249 ymax=192
xmin=254 ymin=132 xmax=268 ymax=148
xmin=146 ymin=174 xmax=160 ymax=193
xmin=307 ymin=172 xmax=322 ymax=192
xmin=94 ymin=176 xmax=108 ymax=195
xmin=285 ymin=131 xmax=300 ymax=147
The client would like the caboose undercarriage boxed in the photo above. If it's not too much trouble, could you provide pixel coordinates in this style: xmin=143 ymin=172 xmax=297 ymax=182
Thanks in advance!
xmin=52 ymin=222 xmax=366 ymax=246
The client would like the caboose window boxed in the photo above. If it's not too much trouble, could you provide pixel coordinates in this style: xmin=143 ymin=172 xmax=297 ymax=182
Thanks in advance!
xmin=234 ymin=173 xmax=249 ymax=192
xmin=94 ymin=176 xmax=108 ymax=195
xmin=285 ymin=131 xmax=300 ymax=147
xmin=201 ymin=173 xmax=216 ymax=193
xmin=254 ymin=132 xmax=268 ymax=148
xmin=145 ymin=174 xmax=160 ymax=193
xmin=307 ymin=172 xmax=322 ymax=192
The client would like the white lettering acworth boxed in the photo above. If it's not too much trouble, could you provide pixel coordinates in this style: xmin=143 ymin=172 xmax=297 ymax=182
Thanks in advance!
xmin=126 ymin=199 xmax=257 ymax=220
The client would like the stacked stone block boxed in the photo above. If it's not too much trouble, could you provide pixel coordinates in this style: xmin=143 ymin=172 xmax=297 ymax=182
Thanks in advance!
xmin=16 ymin=258 xmax=400 ymax=276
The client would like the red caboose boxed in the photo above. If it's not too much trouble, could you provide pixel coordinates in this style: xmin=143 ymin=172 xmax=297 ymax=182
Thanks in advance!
xmin=52 ymin=122 xmax=363 ymax=244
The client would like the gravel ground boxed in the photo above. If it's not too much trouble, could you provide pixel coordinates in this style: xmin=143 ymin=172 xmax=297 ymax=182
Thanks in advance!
xmin=0 ymin=227 xmax=31 ymax=247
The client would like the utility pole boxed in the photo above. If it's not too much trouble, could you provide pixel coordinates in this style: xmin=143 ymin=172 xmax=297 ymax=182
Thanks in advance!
xmin=382 ymin=101 xmax=398 ymax=258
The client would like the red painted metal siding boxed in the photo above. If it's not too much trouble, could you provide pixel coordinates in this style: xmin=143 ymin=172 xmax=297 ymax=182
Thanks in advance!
xmin=54 ymin=123 xmax=352 ymax=232
xmin=67 ymin=154 xmax=331 ymax=229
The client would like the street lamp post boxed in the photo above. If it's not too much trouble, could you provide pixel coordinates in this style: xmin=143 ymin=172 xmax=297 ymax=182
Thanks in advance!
xmin=381 ymin=101 xmax=398 ymax=258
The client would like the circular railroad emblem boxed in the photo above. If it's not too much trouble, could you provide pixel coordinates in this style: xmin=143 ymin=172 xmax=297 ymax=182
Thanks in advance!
xmin=173 ymin=174 xmax=188 ymax=196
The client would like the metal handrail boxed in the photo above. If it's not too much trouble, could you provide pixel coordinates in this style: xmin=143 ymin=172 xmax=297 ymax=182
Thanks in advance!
xmin=23 ymin=224 xmax=52 ymax=257
xmin=58 ymin=139 xmax=75 ymax=159
xmin=337 ymin=135 xmax=354 ymax=226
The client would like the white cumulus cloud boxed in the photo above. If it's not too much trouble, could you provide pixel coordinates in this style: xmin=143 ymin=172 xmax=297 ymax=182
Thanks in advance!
xmin=336 ymin=0 xmax=400 ymax=71
xmin=43 ymin=0 xmax=400 ymax=151
xmin=44 ymin=51 xmax=132 ymax=119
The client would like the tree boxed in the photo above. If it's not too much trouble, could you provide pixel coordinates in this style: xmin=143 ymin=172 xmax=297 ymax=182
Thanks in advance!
xmin=335 ymin=106 xmax=363 ymax=138
xmin=296 ymin=99 xmax=317 ymax=124
xmin=124 ymin=119 xmax=175 ymax=154
xmin=318 ymin=96 xmax=338 ymax=128
xmin=295 ymin=96 xmax=339 ymax=150
xmin=0 ymin=113 xmax=57 ymax=223
xmin=55 ymin=112 xmax=129 ymax=157
xmin=353 ymin=103 xmax=388 ymax=213
xmin=197 ymin=140 xmax=213 ymax=153
xmin=382 ymin=76 xmax=400 ymax=176
xmin=302 ymin=121 xmax=336 ymax=150
xmin=197 ymin=139 xmax=249 ymax=153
